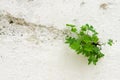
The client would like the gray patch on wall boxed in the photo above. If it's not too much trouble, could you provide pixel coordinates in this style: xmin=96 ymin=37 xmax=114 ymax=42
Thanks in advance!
xmin=0 ymin=11 xmax=69 ymax=44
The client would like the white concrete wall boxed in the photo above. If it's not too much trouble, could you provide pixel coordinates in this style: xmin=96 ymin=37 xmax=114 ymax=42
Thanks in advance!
xmin=0 ymin=0 xmax=120 ymax=80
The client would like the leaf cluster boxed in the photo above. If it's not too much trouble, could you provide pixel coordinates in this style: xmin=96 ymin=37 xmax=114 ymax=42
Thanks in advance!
xmin=65 ymin=24 xmax=105 ymax=65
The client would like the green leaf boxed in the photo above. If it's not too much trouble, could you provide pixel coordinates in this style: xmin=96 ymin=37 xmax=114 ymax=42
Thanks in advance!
xmin=66 ymin=24 xmax=75 ymax=27
xmin=93 ymin=59 xmax=98 ymax=65
xmin=98 ymin=52 xmax=104 ymax=58
xmin=93 ymin=47 xmax=100 ymax=53
xmin=108 ymin=39 xmax=113 ymax=46
xmin=76 ymin=45 xmax=83 ymax=54
xmin=88 ymin=25 xmax=98 ymax=35
xmin=84 ymin=44 xmax=93 ymax=51
xmin=82 ymin=35 xmax=91 ymax=43
xmin=92 ymin=35 xmax=99 ymax=43
xmin=88 ymin=56 xmax=93 ymax=65
xmin=79 ymin=31 xmax=84 ymax=35
xmin=70 ymin=40 xmax=80 ymax=50
xmin=65 ymin=37 xmax=76 ymax=44
xmin=71 ymin=27 xmax=77 ymax=32
xmin=81 ymin=25 xmax=88 ymax=31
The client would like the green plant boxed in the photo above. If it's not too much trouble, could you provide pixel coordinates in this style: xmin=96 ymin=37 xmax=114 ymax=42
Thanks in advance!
xmin=65 ymin=24 xmax=113 ymax=65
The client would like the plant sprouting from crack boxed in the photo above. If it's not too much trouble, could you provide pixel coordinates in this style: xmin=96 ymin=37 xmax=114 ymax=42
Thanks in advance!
xmin=65 ymin=24 xmax=113 ymax=65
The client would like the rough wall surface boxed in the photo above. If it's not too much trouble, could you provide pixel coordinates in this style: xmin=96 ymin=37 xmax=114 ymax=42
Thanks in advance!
xmin=0 ymin=0 xmax=120 ymax=80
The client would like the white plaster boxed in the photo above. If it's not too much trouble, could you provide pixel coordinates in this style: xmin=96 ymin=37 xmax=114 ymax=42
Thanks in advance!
xmin=0 ymin=0 xmax=120 ymax=80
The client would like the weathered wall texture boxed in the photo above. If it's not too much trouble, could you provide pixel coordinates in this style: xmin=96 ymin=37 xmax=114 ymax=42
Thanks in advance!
xmin=0 ymin=0 xmax=120 ymax=80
